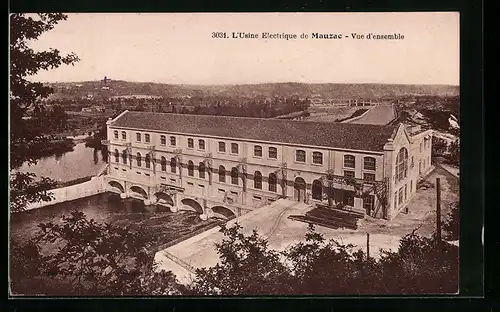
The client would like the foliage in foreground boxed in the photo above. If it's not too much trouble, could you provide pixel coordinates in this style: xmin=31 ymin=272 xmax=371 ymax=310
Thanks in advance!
xmin=443 ymin=202 xmax=460 ymax=241
xmin=10 ymin=13 xmax=79 ymax=212
xmin=10 ymin=211 xmax=183 ymax=296
xmin=11 ymin=212 xmax=458 ymax=296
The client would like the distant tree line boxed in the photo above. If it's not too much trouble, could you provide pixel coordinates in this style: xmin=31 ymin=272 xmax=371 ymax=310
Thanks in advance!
xmin=45 ymin=95 xmax=310 ymax=119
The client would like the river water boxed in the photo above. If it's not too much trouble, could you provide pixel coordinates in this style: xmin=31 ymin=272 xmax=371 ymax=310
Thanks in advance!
xmin=10 ymin=193 xmax=144 ymax=244
xmin=10 ymin=141 xmax=216 ymax=250
xmin=17 ymin=142 xmax=107 ymax=182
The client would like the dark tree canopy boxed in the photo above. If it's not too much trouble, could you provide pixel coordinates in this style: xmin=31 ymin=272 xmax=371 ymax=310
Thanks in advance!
xmin=10 ymin=13 xmax=79 ymax=212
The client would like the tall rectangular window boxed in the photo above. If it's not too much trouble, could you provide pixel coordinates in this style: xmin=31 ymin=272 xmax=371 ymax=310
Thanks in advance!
xmin=114 ymin=130 xmax=118 ymax=139
xmin=295 ymin=150 xmax=306 ymax=163
xmin=254 ymin=145 xmax=262 ymax=157
xmin=188 ymin=138 xmax=194 ymax=149
xmin=363 ymin=157 xmax=376 ymax=170
xmin=344 ymin=155 xmax=355 ymax=168
xmin=312 ymin=152 xmax=323 ymax=165
xmin=363 ymin=173 xmax=375 ymax=182
xmin=170 ymin=136 xmax=176 ymax=146
xmin=144 ymin=134 xmax=150 ymax=143
xmin=231 ymin=143 xmax=239 ymax=154
xmin=198 ymin=139 xmax=205 ymax=150
xmin=398 ymin=187 xmax=403 ymax=205
xmin=136 ymin=133 xmax=141 ymax=142
xmin=363 ymin=195 xmax=374 ymax=212
xmin=121 ymin=131 xmax=126 ymax=140
xmin=268 ymin=147 xmax=277 ymax=159
xmin=344 ymin=170 xmax=355 ymax=178
xmin=219 ymin=142 xmax=226 ymax=153
xmin=160 ymin=135 xmax=166 ymax=145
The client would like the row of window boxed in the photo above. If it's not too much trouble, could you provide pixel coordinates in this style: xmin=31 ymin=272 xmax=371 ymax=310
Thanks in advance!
xmin=295 ymin=153 xmax=377 ymax=170
xmin=113 ymin=131 xmax=379 ymax=170
xmin=114 ymin=151 xmax=377 ymax=190
xmin=114 ymin=149 xmax=378 ymax=181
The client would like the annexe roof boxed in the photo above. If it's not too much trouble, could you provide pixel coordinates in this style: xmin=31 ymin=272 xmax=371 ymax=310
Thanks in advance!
xmin=111 ymin=111 xmax=398 ymax=152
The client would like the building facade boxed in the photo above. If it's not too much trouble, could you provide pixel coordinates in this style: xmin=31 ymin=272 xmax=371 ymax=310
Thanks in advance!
xmin=102 ymin=111 xmax=433 ymax=220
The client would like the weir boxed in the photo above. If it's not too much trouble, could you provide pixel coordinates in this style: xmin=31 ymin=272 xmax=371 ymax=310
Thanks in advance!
xmin=24 ymin=175 xmax=107 ymax=211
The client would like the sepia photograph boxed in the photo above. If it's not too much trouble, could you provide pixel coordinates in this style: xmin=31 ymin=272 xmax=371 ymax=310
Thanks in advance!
xmin=9 ymin=12 xmax=461 ymax=296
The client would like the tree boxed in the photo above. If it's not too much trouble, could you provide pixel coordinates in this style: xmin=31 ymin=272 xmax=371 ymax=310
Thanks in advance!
xmin=186 ymin=223 xmax=458 ymax=295
xmin=10 ymin=14 xmax=79 ymax=212
xmin=10 ymin=211 xmax=183 ymax=296
xmin=447 ymin=140 xmax=460 ymax=166
xmin=49 ymin=105 xmax=68 ymax=131
xmin=443 ymin=202 xmax=459 ymax=240
xmin=186 ymin=223 xmax=294 ymax=295
xmin=432 ymin=137 xmax=448 ymax=157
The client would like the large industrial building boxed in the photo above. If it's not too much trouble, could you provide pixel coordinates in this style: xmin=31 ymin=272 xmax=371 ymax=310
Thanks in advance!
xmin=102 ymin=110 xmax=433 ymax=220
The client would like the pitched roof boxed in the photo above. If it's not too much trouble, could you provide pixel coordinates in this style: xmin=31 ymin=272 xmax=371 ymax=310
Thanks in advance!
xmin=111 ymin=111 xmax=398 ymax=152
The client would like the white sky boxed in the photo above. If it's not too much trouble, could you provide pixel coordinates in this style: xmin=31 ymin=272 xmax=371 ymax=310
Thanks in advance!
xmin=25 ymin=12 xmax=460 ymax=85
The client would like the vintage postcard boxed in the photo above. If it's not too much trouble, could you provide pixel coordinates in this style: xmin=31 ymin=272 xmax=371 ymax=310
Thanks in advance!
xmin=10 ymin=12 xmax=461 ymax=296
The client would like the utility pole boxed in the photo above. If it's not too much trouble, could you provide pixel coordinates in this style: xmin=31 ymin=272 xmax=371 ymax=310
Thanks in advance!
xmin=366 ymin=232 xmax=370 ymax=260
xmin=436 ymin=178 xmax=441 ymax=244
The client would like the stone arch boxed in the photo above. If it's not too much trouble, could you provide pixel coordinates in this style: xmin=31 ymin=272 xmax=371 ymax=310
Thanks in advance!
xmin=108 ymin=180 xmax=124 ymax=193
xmin=154 ymin=192 xmax=174 ymax=206
xmin=130 ymin=185 xmax=148 ymax=199
xmin=181 ymin=198 xmax=203 ymax=214
xmin=312 ymin=179 xmax=323 ymax=200
xmin=211 ymin=206 xmax=236 ymax=220
xmin=294 ymin=177 xmax=306 ymax=202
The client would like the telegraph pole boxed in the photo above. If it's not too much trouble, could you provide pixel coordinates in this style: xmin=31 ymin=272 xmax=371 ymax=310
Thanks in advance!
xmin=366 ymin=232 xmax=370 ymax=260
xmin=436 ymin=178 xmax=441 ymax=244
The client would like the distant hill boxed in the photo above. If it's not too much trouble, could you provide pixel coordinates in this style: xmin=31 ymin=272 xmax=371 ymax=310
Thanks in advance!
xmin=46 ymin=81 xmax=459 ymax=100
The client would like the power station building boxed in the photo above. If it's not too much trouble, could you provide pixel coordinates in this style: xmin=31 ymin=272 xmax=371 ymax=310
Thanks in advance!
xmin=102 ymin=111 xmax=433 ymax=220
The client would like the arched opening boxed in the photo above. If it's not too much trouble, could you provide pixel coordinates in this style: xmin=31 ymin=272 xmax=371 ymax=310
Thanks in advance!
xmin=161 ymin=156 xmax=167 ymax=171
xmin=268 ymin=173 xmax=277 ymax=192
xmin=294 ymin=177 xmax=306 ymax=202
xmin=211 ymin=206 xmax=236 ymax=220
xmin=122 ymin=150 xmax=128 ymax=164
xmin=108 ymin=181 xmax=124 ymax=193
xmin=364 ymin=156 xmax=376 ymax=171
xmin=231 ymin=167 xmax=239 ymax=185
xmin=344 ymin=154 xmax=355 ymax=168
xmin=218 ymin=165 xmax=226 ymax=183
xmin=312 ymin=179 xmax=323 ymax=200
xmin=154 ymin=192 xmax=174 ymax=206
xmin=254 ymin=171 xmax=262 ymax=189
xmin=181 ymin=198 xmax=203 ymax=214
xmin=136 ymin=153 xmax=142 ymax=167
xmin=188 ymin=161 xmax=194 ymax=176
xmin=114 ymin=149 xmax=119 ymax=163
xmin=199 ymin=162 xmax=206 ymax=179
xmin=170 ymin=157 xmax=177 ymax=173
xmin=145 ymin=154 xmax=151 ymax=169
xmin=130 ymin=185 xmax=148 ymax=199
xmin=396 ymin=148 xmax=409 ymax=181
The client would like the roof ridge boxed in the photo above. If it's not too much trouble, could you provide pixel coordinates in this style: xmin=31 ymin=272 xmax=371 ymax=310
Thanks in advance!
xmin=121 ymin=110 xmax=397 ymax=129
